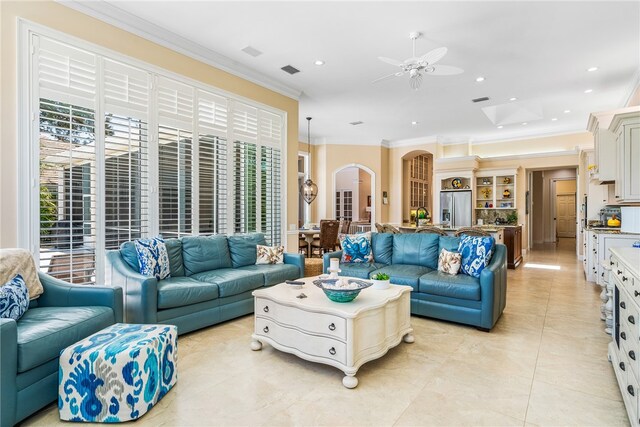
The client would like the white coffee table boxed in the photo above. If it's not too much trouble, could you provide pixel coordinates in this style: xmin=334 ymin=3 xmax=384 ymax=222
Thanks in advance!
xmin=250 ymin=277 xmax=414 ymax=388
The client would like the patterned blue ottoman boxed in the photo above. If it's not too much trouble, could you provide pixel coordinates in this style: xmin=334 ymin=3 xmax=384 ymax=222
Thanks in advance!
xmin=59 ymin=323 xmax=177 ymax=422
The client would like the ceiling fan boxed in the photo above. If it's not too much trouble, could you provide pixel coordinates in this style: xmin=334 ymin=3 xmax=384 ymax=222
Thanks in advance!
xmin=373 ymin=32 xmax=464 ymax=90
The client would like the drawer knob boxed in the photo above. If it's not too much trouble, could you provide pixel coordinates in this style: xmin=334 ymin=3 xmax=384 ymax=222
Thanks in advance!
xmin=611 ymin=261 xmax=615 ymax=266
xmin=621 ymin=331 xmax=627 ymax=340
xmin=629 ymin=315 xmax=635 ymax=325
xmin=620 ymin=361 xmax=626 ymax=371
xmin=623 ymin=277 xmax=628 ymax=282
xmin=329 ymin=347 xmax=336 ymax=355
xmin=263 ymin=306 xmax=269 ymax=313
xmin=635 ymin=290 xmax=640 ymax=298
xmin=628 ymin=385 xmax=635 ymax=397
xmin=328 ymin=323 xmax=336 ymax=331
xmin=621 ymin=301 xmax=626 ymax=309
xmin=618 ymin=270 xmax=623 ymax=275
xmin=263 ymin=326 xmax=269 ymax=333
xmin=630 ymin=350 xmax=636 ymax=361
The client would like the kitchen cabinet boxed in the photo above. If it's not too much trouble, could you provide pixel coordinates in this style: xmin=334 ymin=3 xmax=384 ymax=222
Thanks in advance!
xmin=587 ymin=111 xmax=617 ymax=183
xmin=583 ymin=230 xmax=640 ymax=285
xmin=610 ymin=111 xmax=640 ymax=203
xmin=585 ymin=230 xmax=599 ymax=283
xmin=608 ymin=248 xmax=640 ymax=427
xmin=474 ymin=170 xmax=517 ymax=210
xmin=503 ymin=226 xmax=523 ymax=269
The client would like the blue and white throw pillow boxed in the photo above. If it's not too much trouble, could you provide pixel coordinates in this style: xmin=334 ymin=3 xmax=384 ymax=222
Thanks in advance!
xmin=0 ymin=274 xmax=29 ymax=320
xmin=339 ymin=232 xmax=373 ymax=263
xmin=458 ymin=235 xmax=495 ymax=278
xmin=134 ymin=236 xmax=170 ymax=280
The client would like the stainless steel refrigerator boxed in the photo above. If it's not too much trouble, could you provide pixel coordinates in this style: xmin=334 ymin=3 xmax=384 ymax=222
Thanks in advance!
xmin=440 ymin=190 xmax=472 ymax=227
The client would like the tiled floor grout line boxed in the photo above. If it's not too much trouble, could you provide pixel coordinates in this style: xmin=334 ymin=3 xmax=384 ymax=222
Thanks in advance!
xmin=521 ymin=258 xmax=554 ymax=426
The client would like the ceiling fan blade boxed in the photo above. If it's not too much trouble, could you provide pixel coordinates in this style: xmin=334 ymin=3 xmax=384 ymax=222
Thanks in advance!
xmin=378 ymin=56 xmax=404 ymax=67
xmin=427 ymin=65 xmax=464 ymax=76
xmin=420 ymin=47 xmax=448 ymax=65
xmin=372 ymin=71 xmax=404 ymax=84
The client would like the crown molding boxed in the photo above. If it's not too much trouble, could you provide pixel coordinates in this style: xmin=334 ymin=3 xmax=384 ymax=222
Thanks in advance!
xmin=476 ymin=148 xmax=580 ymax=162
xmin=57 ymin=0 xmax=302 ymax=100
xmin=469 ymin=128 xmax=589 ymax=146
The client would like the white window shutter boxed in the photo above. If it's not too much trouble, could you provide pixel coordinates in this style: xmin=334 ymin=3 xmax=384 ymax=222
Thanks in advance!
xmin=198 ymin=90 xmax=227 ymax=138
xmin=260 ymin=146 xmax=282 ymax=245
xmin=157 ymin=76 xmax=194 ymax=130
xmin=232 ymin=102 xmax=258 ymax=142
xmin=259 ymin=110 xmax=282 ymax=147
xmin=103 ymin=59 xmax=149 ymax=120
xmin=37 ymin=36 xmax=97 ymax=109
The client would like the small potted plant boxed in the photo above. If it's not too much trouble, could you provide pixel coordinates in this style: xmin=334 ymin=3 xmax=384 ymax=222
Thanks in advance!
xmin=371 ymin=272 xmax=391 ymax=290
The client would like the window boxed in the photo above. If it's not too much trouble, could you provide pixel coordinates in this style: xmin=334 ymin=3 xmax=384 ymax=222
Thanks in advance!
xmin=24 ymin=28 xmax=286 ymax=284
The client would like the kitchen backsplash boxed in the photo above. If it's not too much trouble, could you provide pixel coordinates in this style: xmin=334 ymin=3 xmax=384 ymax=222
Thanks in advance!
xmin=476 ymin=209 xmax=517 ymax=224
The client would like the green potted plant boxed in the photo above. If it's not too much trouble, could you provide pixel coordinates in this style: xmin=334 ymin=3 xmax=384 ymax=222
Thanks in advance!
xmin=371 ymin=272 xmax=390 ymax=290
xmin=506 ymin=211 xmax=518 ymax=225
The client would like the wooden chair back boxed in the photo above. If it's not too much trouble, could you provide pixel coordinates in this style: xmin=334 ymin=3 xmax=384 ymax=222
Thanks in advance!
xmin=454 ymin=227 xmax=490 ymax=237
xmin=381 ymin=224 xmax=401 ymax=234
xmin=374 ymin=223 xmax=384 ymax=233
xmin=318 ymin=219 xmax=341 ymax=251
xmin=415 ymin=226 xmax=448 ymax=236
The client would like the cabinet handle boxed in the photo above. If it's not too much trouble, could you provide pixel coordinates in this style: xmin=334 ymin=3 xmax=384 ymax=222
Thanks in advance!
xmin=263 ymin=326 xmax=269 ymax=333
xmin=629 ymin=315 xmax=635 ymax=324
xmin=329 ymin=347 xmax=336 ymax=355
xmin=593 ymin=249 xmax=597 ymax=253
xmin=263 ymin=306 xmax=269 ymax=313
xmin=621 ymin=332 xmax=627 ymax=340
xmin=628 ymin=385 xmax=635 ymax=396
xmin=623 ymin=277 xmax=628 ymax=282
xmin=618 ymin=270 xmax=623 ymax=275
xmin=328 ymin=323 xmax=336 ymax=331
xmin=630 ymin=350 xmax=636 ymax=361
xmin=621 ymin=362 xmax=626 ymax=371
xmin=611 ymin=261 xmax=615 ymax=266
xmin=621 ymin=301 xmax=626 ymax=309
xmin=634 ymin=290 xmax=639 ymax=297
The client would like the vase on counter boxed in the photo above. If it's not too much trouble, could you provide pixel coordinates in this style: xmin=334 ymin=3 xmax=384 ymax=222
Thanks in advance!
xmin=485 ymin=202 xmax=489 ymax=208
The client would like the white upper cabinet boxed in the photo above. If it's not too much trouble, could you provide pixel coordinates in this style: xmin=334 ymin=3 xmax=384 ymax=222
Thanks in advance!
xmin=609 ymin=111 xmax=640 ymax=203
xmin=587 ymin=111 xmax=618 ymax=183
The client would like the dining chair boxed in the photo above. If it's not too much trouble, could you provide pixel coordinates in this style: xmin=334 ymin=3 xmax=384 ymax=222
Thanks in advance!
xmin=454 ymin=227 xmax=490 ymax=237
xmin=415 ymin=226 xmax=448 ymax=236
xmin=311 ymin=220 xmax=340 ymax=257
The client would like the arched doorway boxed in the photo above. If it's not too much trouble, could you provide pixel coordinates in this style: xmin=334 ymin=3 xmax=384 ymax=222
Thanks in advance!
xmin=332 ymin=164 xmax=375 ymax=232
xmin=402 ymin=150 xmax=433 ymax=225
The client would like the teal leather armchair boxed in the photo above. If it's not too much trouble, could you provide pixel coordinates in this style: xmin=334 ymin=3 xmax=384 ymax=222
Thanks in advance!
xmin=1 ymin=273 xmax=122 ymax=426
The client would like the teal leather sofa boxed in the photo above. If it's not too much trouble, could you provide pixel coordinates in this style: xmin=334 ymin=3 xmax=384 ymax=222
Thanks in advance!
xmin=323 ymin=233 xmax=507 ymax=330
xmin=1 ymin=273 xmax=123 ymax=426
xmin=106 ymin=233 xmax=304 ymax=335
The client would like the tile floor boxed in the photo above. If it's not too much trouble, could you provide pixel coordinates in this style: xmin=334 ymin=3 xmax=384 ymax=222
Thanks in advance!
xmin=24 ymin=238 xmax=628 ymax=426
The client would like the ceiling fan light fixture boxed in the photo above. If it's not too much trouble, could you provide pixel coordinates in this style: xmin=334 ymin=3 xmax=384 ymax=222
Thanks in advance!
xmin=410 ymin=73 xmax=423 ymax=90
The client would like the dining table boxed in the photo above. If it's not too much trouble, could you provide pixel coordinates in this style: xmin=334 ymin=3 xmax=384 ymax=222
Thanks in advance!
xmin=299 ymin=228 xmax=320 ymax=246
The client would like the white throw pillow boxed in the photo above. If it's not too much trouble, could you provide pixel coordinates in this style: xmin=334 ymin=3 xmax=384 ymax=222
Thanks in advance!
xmin=438 ymin=249 xmax=462 ymax=276
xmin=256 ymin=245 xmax=284 ymax=265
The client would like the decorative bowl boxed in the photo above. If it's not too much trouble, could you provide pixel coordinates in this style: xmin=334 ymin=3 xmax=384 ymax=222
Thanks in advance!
xmin=312 ymin=278 xmax=372 ymax=303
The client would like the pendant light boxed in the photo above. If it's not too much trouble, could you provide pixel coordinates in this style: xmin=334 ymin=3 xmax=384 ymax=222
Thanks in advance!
xmin=300 ymin=117 xmax=318 ymax=204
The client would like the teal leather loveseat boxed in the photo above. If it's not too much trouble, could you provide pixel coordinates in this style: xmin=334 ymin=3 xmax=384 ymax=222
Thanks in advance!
xmin=323 ymin=233 xmax=507 ymax=330
xmin=106 ymin=233 xmax=304 ymax=335
xmin=1 ymin=273 xmax=123 ymax=426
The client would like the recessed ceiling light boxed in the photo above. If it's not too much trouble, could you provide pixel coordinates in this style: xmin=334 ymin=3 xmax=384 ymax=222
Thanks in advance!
xmin=497 ymin=125 xmax=504 ymax=129
xmin=314 ymin=60 xmax=325 ymax=66
xmin=509 ymin=97 xmax=517 ymax=101
xmin=564 ymin=109 xmax=571 ymax=113
xmin=522 ymin=122 xmax=528 ymax=125
xmin=411 ymin=121 xmax=418 ymax=125
xmin=587 ymin=66 xmax=599 ymax=72
xmin=584 ymin=89 xmax=593 ymax=94
xmin=551 ymin=118 xmax=558 ymax=121
xmin=475 ymin=76 xmax=485 ymax=82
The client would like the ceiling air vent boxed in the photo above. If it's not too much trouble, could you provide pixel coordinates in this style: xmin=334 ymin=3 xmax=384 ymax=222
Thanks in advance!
xmin=349 ymin=121 xmax=364 ymax=126
xmin=472 ymin=97 xmax=490 ymax=103
xmin=241 ymin=46 xmax=262 ymax=57
xmin=281 ymin=65 xmax=300 ymax=75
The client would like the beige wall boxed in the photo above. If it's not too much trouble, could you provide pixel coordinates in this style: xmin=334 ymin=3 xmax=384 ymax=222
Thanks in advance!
xmin=628 ymin=83 xmax=640 ymax=107
xmin=1 ymin=1 xmax=299 ymax=249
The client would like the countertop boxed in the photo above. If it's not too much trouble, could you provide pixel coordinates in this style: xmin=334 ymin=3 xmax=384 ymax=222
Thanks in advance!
xmin=584 ymin=227 xmax=640 ymax=235
xmin=610 ymin=247 xmax=640 ymax=278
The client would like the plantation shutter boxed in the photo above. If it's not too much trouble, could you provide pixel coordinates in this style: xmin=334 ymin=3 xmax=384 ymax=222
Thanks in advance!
xmin=102 ymin=60 xmax=150 ymax=249
xmin=157 ymin=77 xmax=194 ymax=238
xmin=198 ymin=91 xmax=228 ymax=235
xmin=260 ymin=146 xmax=282 ymax=245
xmin=232 ymin=140 xmax=257 ymax=234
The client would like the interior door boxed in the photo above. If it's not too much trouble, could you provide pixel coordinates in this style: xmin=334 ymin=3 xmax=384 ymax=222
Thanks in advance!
xmin=557 ymin=194 xmax=576 ymax=238
xmin=335 ymin=190 xmax=353 ymax=221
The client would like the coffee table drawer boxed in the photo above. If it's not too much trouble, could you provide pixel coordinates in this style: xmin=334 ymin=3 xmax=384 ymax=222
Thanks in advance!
xmin=255 ymin=317 xmax=347 ymax=365
xmin=255 ymin=297 xmax=347 ymax=340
